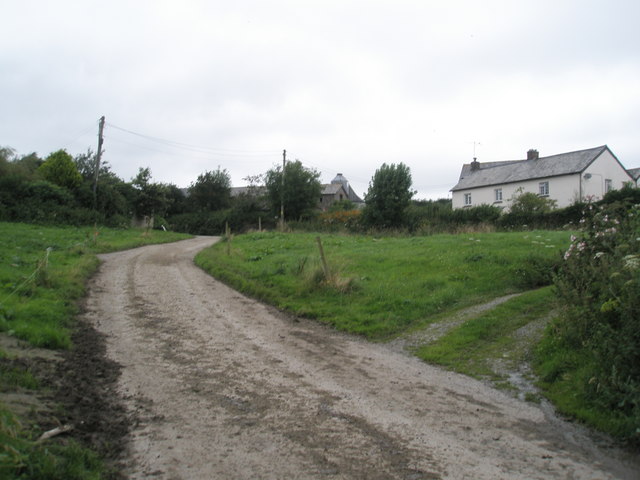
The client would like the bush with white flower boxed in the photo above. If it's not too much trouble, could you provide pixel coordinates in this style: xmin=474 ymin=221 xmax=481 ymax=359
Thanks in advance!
xmin=551 ymin=200 xmax=640 ymax=441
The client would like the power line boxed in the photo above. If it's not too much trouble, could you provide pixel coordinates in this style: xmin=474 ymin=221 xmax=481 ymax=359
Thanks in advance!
xmin=105 ymin=122 xmax=279 ymax=157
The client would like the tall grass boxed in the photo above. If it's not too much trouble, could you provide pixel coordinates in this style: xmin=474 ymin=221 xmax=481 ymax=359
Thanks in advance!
xmin=196 ymin=230 xmax=571 ymax=339
xmin=0 ymin=222 xmax=190 ymax=348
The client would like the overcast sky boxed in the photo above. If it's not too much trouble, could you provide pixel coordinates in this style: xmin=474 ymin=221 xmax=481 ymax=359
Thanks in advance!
xmin=2 ymin=1 xmax=639 ymax=199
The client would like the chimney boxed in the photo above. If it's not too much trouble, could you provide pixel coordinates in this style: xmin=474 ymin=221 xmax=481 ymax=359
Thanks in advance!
xmin=527 ymin=149 xmax=539 ymax=161
xmin=470 ymin=157 xmax=480 ymax=171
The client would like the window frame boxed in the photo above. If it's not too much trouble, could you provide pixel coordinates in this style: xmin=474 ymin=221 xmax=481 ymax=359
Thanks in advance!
xmin=538 ymin=181 xmax=549 ymax=197
xmin=605 ymin=179 xmax=612 ymax=193
xmin=463 ymin=192 xmax=472 ymax=206
xmin=494 ymin=188 xmax=503 ymax=203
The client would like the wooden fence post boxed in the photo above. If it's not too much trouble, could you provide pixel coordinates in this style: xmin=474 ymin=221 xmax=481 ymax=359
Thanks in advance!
xmin=316 ymin=236 xmax=330 ymax=279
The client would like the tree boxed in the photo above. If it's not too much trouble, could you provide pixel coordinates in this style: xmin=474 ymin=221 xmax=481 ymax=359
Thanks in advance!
xmin=264 ymin=160 xmax=322 ymax=221
xmin=188 ymin=168 xmax=232 ymax=212
xmin=508 ymin=188 xmax=557 ymax=216
xmin=38 ymin=149 xmax=82 ymax=190
xmin=131 ymin=167 xmax=169 ymax=218
xmin=362 ymin=163 xmax=414 ymax=228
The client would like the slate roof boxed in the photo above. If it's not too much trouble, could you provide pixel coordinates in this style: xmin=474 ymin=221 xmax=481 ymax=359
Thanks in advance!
xmin=322 ymin=183 xmax=346 ymax=195
xmin=628 ymin=167 xmax=640 ymax=181
xmin=451 ymin=145 xmax=613 ymax=191
xmin=326 ymin=173 xmax=364 ymax=203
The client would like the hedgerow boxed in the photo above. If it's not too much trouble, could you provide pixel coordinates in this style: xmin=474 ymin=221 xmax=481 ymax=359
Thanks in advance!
xmin=538 ymin=199 xmax=640 ymax=443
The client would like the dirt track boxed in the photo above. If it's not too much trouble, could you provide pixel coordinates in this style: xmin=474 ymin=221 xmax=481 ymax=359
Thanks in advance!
xmin=83 ymin=236 xmax=639 ymax=479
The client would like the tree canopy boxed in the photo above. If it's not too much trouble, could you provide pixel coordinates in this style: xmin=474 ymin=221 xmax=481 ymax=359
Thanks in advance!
xmin=362 ymin=162 xmax=414 ymax=228
xmin=38 ymin=150 xmax=82 ymax=190
xmin=265 ymin=160 xmax=321 ymax=221
xmin=188 ymin=168 xmax=232 ymax=212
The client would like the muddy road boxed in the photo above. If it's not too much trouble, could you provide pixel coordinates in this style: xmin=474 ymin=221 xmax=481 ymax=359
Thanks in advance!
xmin=83 ymin=237 xmax=638 ymax=479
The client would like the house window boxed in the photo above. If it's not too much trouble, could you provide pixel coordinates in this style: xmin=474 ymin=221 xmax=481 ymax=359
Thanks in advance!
xmin=464 ymin=193 xmax=472 ymax=206
xmin=605 ymin=179 xmax=612 ymax=193
xmin=538 ymin=181 xmax=549 ymax=197
xmin=494 ymin=188 xmax=503 ymax=202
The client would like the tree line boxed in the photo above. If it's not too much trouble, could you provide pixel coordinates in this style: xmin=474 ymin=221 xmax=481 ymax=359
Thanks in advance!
xmin=0 ymin=146 xmax=424 ymax=233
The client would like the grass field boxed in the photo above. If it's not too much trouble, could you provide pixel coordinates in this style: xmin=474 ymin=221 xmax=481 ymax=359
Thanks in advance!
xmin=0 ymin=222 xmax=190 ymax=479
xmin=0 ymin=222 xmax=190 ymax=348
xmin=196 ymin=230 xmax=571 ymax=339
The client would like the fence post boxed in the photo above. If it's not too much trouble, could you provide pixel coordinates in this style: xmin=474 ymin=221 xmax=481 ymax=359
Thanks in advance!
xmin=315 ymin=236 xmax=330 ymax=279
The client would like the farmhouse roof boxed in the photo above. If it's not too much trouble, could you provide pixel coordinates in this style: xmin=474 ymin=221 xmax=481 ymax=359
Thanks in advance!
xmin=321 ymin=173 xmax=364 ymax=203
xmin=322 ymin=183 xmax=346 ymax=195
xmin=451 ymin=145 xmax=617 ymax=191
xmin=628 ymin=167 xmax=640 ymax=181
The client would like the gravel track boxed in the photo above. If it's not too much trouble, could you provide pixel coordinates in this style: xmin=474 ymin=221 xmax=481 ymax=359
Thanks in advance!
xmin=82 ymin=236 xmax=639 ymax=479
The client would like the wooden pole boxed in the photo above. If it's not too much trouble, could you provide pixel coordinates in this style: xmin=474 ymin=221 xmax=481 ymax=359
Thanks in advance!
xmin=316 ymin=236 xmax=330 ymax=279
xmin=280 ymin=149 xmax=286 ymax=231
xmin=93 ymin=116 xmax=105 ymax=210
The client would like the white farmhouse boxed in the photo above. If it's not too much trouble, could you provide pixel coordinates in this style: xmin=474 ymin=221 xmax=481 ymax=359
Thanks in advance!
xmin=451 ymin=145 xmax=635 ymax=210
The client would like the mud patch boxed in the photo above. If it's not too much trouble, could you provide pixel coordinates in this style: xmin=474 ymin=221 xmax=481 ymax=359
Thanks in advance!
xmin=49 ymin=317 xmax=130 ymax=478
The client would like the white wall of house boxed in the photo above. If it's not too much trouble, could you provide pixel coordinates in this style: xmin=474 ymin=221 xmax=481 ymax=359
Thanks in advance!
xmin=581 ymin=149 xmax=634 ymax=201
xmin=452 ymin=175 xmax=580 ymax=210
xmin=452 ymin=149 xmax=634 ymax=210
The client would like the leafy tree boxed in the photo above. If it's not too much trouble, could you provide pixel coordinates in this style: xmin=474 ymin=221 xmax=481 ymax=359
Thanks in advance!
xmin=131 ymin=167 xmax=169 ymax=218
xmin=0 ymin=147 xmax=42 ymax=180
xmin=499 ymin=188 xmax=558 ymax=228
xmin=38 ymin=149 xmax=82 ymax=190
xmin=0 ymin=146 xmax=15 ymax=176
xmin=362 ymin=162 xmax=414 ymax=228
xmin=264 ymin=160 xmax=322 ymax=221
xmin=508 ymin=189 xmax=557 ymax=215
xmin=188 ymin=168 xmax=231 ymax=212
xmin=164 ymin=184 xmax=189 ymax=216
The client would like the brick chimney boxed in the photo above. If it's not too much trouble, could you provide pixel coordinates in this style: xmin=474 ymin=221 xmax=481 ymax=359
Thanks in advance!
xmin=527 ymin=149 xmax=539 ymax=161
xmin=470 ymin=157 xmax=480 ymax=171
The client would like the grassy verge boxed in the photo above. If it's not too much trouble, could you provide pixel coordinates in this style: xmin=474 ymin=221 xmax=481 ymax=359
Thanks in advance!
xmin=415 ymin=287 xmax=555 ymax=382
xmin=196 ymin=230 xmax=570 ymax=339
xmin=534 ymin=327 xmax=639 ymax=443
xmin=0 ymin=221 xmax=190 ymax=479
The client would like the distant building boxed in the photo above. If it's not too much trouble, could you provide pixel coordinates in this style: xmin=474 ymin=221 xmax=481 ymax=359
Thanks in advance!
xmin=451 ymin=145 xmax=635 ymax=210
xmin=319 ymin=173 xmax=364 ymax=210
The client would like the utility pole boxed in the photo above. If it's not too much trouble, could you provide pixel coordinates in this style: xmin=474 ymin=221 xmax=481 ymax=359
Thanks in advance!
xmin=280 ymin=149 xmax=286 ymax=230
xmin=93 ymin=116 xmax=105 ymax=210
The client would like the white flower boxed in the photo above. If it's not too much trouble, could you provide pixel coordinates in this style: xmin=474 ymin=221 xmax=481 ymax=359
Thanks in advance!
xmin=623 ymin=255 xmax=640 ymax=270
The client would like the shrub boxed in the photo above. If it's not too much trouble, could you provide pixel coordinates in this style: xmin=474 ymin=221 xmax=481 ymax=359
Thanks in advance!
xmin=318 ymin=209 xmax=362 ymax=231
xmin=548 ymin=201 xmax=640 ymax=442
xmin=511 ymin=254 xmax=559 ymax=288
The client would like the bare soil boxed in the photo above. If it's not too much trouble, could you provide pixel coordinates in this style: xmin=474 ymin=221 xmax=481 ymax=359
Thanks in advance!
xmin=74 ymin=236 xmax=639 ymax=479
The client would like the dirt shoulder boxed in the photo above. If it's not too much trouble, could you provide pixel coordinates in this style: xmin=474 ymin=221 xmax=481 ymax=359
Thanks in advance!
xmin=73 ymin=236 xmax=640 ymax=479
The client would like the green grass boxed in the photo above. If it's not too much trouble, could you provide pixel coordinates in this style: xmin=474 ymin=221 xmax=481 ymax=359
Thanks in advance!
xmin=196 ymin=230 xmax=570 ymax=339
xmin=0 ymin=221 xmax=191 ymax=479
xmin=1 ymin=409 xmax=103 ymax=480
xmin=0 ymin=222 xmax=190 ymax=348
xmin=415 ymin=287 xmax=555 ymax=379
xmin=534 ymin=329 xmax=640 ymax=443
